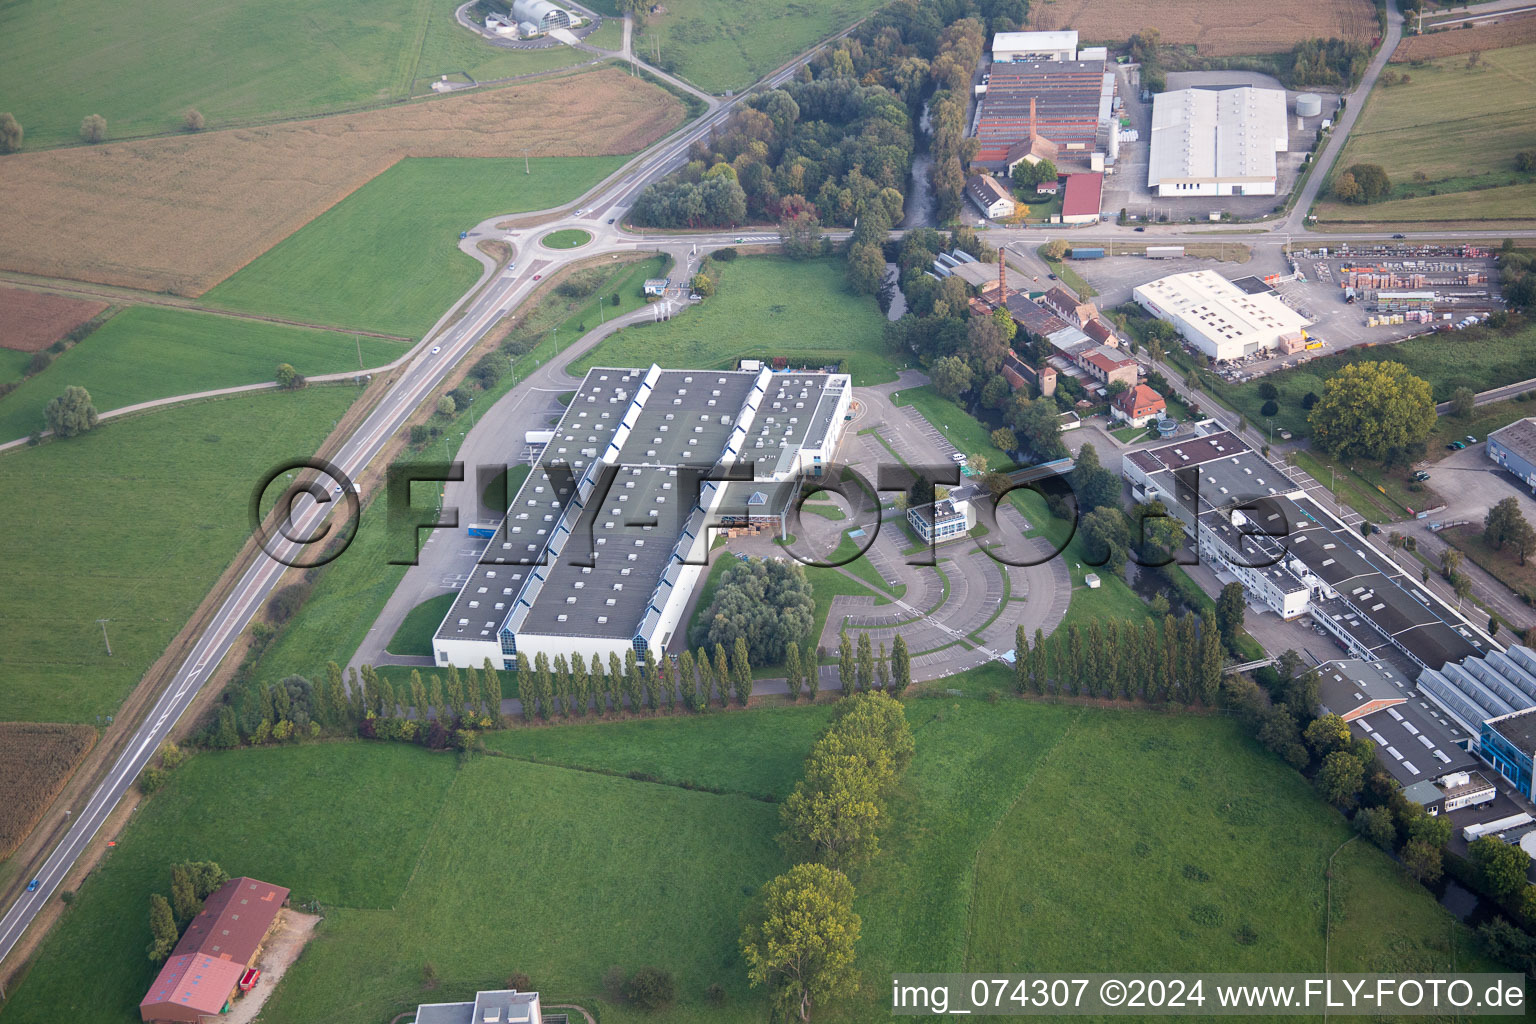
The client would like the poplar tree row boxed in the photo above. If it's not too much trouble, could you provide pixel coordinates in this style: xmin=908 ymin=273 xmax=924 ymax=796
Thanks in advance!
xmin=832 ymin=630 xmax=911 ymax=696
xmin=1012 ymin=610 xmax=1225 ymax=706
xmin=513 ymin=638 xmax=753 ymax=719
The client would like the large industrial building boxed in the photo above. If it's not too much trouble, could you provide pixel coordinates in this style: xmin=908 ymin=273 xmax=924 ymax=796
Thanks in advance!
xmin=433 ymin=365 xmax=851 ymax=669
xmin=1317 ymin=659 xmax=1479 ymax=788
xmin=1132 ymin=270 xmax=1310 ymax=361
xmin=973 ymin=58 xmax=1116 ymax=170
xmin=992 ymin=30 xmax=1079 ymax=62
xmin=140 ymin=878 xmax=290 ymax=1023
xmin=1146 ymin=87 xmax=1289 ymax=197
xmin=1123 ymin=426 xmax=1489 ymax=672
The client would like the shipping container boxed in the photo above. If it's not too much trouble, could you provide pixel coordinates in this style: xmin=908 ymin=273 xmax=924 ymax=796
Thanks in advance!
xmin=1145 ymin=245 xmax=1184 ymax=259
xmin=1069 ymin=247 xmax=1105 ymax=259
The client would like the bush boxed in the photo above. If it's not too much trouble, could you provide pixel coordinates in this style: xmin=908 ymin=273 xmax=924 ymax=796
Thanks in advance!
xmin=138 ymin=766 xmax=167 ymax=794
xmin=624 ymin=967 xmax=676 ymax=1012
xmin=505 ymin=971 xmax=532 ymax=991
xmin=447 ymin=387 xmax=474 ymax=411
xmin=79 ymin=114 xmax=107 ymax=144
xmin=1260 ymin=399 xmax=1279 ymax=417
xmin=409 ymin=424 xmax=432 ymax=445
xmin=467 ymin=354 xmax=504 ymax=387
xmin=182 ymin=108 xmax=205 ymax=132
xmin=555 ymin=278 xmax=595 ymax=299
xmin=712 ymin=247 xmax=739 ymax=262
xmin=27 ymin=351 xmax=51 ymax=375
xmin=266 ymin=582 xmax=311 ymax=624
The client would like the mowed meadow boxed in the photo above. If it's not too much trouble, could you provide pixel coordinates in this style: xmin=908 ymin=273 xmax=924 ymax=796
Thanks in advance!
xmin=0 ymin=672 xmax=1500 ymax=1024
xmin=1316 ymin=41 xmax=1536 ymax=223
xmin=0 ymin=307 xmax=407 ymax=443
xmin=0 ymin=0 xmax=609 ymax=148
xmin=202 ymin=156 xmax=629 ymax=337
xmin=1026 ymin=0 xmax=1378 ymax=54
xmin=0 ymin=69 xmax=685 ymax=296
xmin=0 ymin=385 xmax=362 ymax=724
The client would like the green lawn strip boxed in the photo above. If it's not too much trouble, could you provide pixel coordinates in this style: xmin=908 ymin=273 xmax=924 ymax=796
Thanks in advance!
xmin=0 ymin=385 xmax=362 ymax=723
xmin=1110 ymin=423 xmax=1150 ymax=444
xmin=1428 ymin=400 xmax=1533 ymax=463
xmin=0 ymin=306 xmax=404 ymax=443
xmin=827 ymin=530 xmax=904 ymax=600
xmin=631 ymin=0 xmax=886 ymax=94
xmin=0 ymin=348 xmax=36 ymax=382
xmin=961 ymin=707 xmax=1499 ymax=985
xmin=1292 ymin=450 xmax=1402 ymax=523
xmin=798 ymin=502 xmax=847 ymax=521
xmin=0 ymin=743 xmax=460 ymax=1024
xmin=386 ymin=593 xmax=458 ymax=656
xmin=568 ymin=256 xmax=901 ymax=385
xmin=205 ymin=157 xmax=629 ymax=338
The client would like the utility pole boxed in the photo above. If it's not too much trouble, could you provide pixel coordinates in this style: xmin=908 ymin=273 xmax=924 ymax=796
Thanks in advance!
xmin=524 ymin=149 xmax=530 ymax=175
xmin=355 ymin=333 xmax=363 ymax=370
xmin=97 ymin=619 xmax=112 ymax=656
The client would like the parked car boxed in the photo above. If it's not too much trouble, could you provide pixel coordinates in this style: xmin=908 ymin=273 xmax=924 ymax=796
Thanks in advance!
xmin=1447 ymin=441 xmax=1465 ymax=450
xmin=607 ymin=218 xmax=615 ymax=224
xmin=1134 ymin=226 xmax=1146 ymax=232
xmin=1465 ymin=435 xmax=1478 ymax=444
xmin=1413 ymin=470 xmax=1431 ymax=481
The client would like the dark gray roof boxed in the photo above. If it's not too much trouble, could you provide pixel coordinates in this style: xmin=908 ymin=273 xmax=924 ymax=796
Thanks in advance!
xmin=1490 ymin=418 xmax=1536 ymax=464
xmin=439 ymin=367 xmax=847 ymax=645
xmin=1320 ymin=658 xmax=1476 ymax=785
xmin=1490 ymin=707 xmax=1536 ymax=755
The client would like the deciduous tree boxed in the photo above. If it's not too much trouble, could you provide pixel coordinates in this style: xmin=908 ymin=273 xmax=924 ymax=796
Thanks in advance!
xmin=741 ymin=863 xmax=861 ymax=1023
xmin=1309 ymin=361 xmax=1434 ymax=460
xmin=44 ymin=385 xmax=98 ymax=437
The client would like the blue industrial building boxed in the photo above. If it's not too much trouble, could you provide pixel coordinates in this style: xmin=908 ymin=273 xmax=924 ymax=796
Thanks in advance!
xmin=1481 ymin=707 xmax=1536 ymax=800
xmin=1488 ymin=418 xmax=1536 ymax=494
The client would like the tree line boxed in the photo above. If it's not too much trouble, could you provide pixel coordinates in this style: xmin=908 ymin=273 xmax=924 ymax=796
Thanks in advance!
xmin=741 ymin=692 xmax=916 ymax=1021
xmin=147 ymin=861 xmax=228 ymax=963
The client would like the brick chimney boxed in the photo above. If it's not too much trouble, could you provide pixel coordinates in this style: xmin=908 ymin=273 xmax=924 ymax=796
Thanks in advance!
xmin=998 ymin=258 xmax=1007 ymax=308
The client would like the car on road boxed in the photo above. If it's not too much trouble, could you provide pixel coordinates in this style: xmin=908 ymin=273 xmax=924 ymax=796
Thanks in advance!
xmin=27 ymin=879 xmax=39 ymax=893
xmin=431 ymin=345 xmax=441 ymax=354
xmin=1392 ymin=233 xmax=1406 ymax=239
xmin=607 ymin=218 xmax=615 ymax=224
xmin=1447 ymin=441 xmax=1466 ymax=450
xmin=1134 ymin=226 xmax=1145 ymax=232
xmin=533 ymin=274 xmax=542 ymax=280
xmin=735 ymin=237 xmax=744 ymax=243
xmin=1047 ymin=273 xmax=1057 ymax=280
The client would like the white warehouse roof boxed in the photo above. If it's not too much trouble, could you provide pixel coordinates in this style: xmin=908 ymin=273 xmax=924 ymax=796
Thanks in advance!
xmin=1133 ymin=270 xmax=1309 ymax=361
xmin=1148 ymin=87 xmax=1288 ymax=189
xmin=992 ymin=30 xmax=1078 ymax=57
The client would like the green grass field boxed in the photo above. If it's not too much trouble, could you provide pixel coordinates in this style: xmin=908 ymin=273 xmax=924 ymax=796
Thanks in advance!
xmin=541 ymin=228 xmax=592 ymax=249
xmin=0 ymin=385 xmax=362 ymax=723
xmin=1315 ymin=43 xmax=1536 ymax=223
xmin=634 ymin=0 xmax=882 ymax=94
xmin=0 ymin=306 xmax=405 ymax=444
xmin=204 ymin=156 xmax=628 ymax=338
xmin=0 ymin=348 xmax=34 ymax=384
xmin=570 ymin=257 xmax=901 ymax=384
xmin=386 ymin=592 xmax=457 ymax=656
xmin=0 ymin=0 xmax=613 ymax=148
xmin=1 ymin=675 xmax=1503 ymax=1023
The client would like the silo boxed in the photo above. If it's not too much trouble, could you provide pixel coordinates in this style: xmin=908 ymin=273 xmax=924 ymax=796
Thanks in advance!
xmin=1296 ymin=93 xmax=1323 ymax=118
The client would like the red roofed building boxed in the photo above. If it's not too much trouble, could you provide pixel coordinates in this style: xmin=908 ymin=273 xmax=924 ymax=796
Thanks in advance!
xmin=141 ymin=878 xmax=290 ymax=1023
xmin=1081 ymin=346 xmax=1138 ymax=390
xmin=1082 ymin=317 xmax=1117 ymax=346
xmin=1059 ymin=173 xmax=1103 ymax=224
xmin=1112 ymin=384 xmax=1167 ymax=428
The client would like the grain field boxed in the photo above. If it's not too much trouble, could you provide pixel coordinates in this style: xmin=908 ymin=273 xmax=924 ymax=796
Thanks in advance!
xmin=0 ymin=290 xmax=109 ymax=352
xmin=1392 ymin=14 xmax=1536 ymax=61
xmin=0 ymin=723 xmax=97 ymax=861
xmin=1028 ymin=0 xmax=1379 ymax=55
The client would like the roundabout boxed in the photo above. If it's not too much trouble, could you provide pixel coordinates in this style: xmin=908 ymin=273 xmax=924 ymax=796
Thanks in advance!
xmin=540 ymin=228 xmax=593 ymax=250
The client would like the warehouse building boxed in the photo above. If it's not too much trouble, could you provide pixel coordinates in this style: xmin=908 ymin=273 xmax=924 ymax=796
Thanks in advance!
xmin=973 ymin=61 xmax=1114 ymax=170
xmin=1317 ymin=659 xmax=1478 ymax=788
xmin=1482 ymin=706 xmax=1536 ymax=800
xmin=433 ymin=366 xmax=852 ymax=668
xmin=992 ymin=30 xmax=1078 ymax=62
xmin=1123 ymin=427 xmax=1489 ymax=668
xmin=1133 ymin=270 xmax=1310 ymax=361
xmin=1418 ymin=646 xmax=1536 ymax=736
xmin=1146 ymin=87 xmax=1288 ymax=197
xmin=140 ymin=878 xmax=290 ymax=1023
xmin=1488 ymin=418 xmax=1536 ymax=493
xmin=1059 ymin=172 xmax=1103 ymax=224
